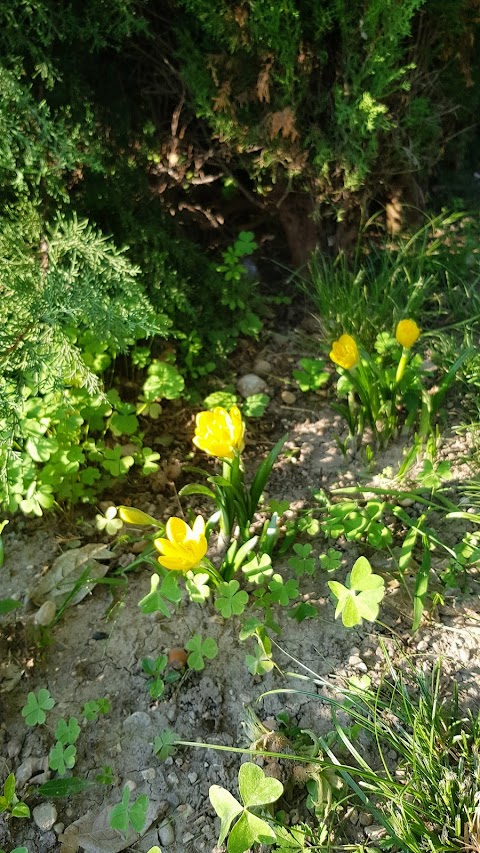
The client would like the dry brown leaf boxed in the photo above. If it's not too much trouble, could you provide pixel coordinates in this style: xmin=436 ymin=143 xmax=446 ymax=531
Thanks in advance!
xmin=233 ymin=4 xmax=248 ymax=28
xmin=213 ymin=81 xmax=232 ymax=113
xmin=268 ymin=107 xmax=299 ymax=142
xmin=256 ymin=57 xmax=273 ymax=103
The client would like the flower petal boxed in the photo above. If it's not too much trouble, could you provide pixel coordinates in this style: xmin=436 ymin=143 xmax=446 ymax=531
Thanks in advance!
xmin=192 ymin=515 xmax=206 ymax=537
xmin=166 ymin=517 xmax=190 ymax=545
xmin=158 ymin=555 xmax=189 ymax=571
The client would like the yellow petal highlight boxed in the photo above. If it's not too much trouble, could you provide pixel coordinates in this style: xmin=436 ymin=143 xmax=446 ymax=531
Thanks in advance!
xmin=193 ymin=406 xmax=245 ymax=459
xmin=154 ymin=515 xmax=207 ymax=572
xmin=329 ymin=334 xmax=359 ymax=370
xmin=395 ymin=319 xmax=421 ymax=349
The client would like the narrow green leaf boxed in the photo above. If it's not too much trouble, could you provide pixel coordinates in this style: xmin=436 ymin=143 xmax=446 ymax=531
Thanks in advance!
xmin=37 ymin=777 xmax=93 ymax=797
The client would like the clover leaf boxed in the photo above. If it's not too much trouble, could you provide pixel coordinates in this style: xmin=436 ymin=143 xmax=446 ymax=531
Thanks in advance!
xmin=109 ymin=786 xmax=149 ymax=837
xmin=186 ymin=571 xmax=211 ymax=603
xmin=49 ymin=742 xmax=76 ymax=775
xmin=319 ymin=548 xmax=342 ymax=572
xmin=82 ymin=698 xmax=111 ymax=722
xmin=241 ymin=554 xmax=273 ymax=585
xmin=328 ymin=556 xmax=385 ymax=627
xmin=293 ymin=358 xmax=329 ymax=392
xmin=96 ymin=506 xmax=123 ymax=535
xmin=185 ymin=635 xmax=218 ymax=671
xmin=153 ymin=728 xmax=177 ymax=761
xmin=287 ymin=543 xmax=316 ymax=577
xmin=210 ymin=763 xmax=283 ymax=853
xmin=138 ymin=572 xmax=181 ymax=617
xmin=268 ymin=575 xmax=299 ymax=606
xmin=215 ymin=581 xmax=249 ymax=618
xmin=55 ymin=717 xmax=80 ymax=745
xmin=21 ymin=689 xmax=55 ymax=726
xmin=288 ymin=601 xmax=317 ymax=623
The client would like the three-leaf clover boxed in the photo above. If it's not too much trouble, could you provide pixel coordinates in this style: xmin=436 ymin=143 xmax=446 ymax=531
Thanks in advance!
xmin=319 ymin=548 xmax=342 ymax=572
xmin=185 ymin=635 xmax=218 ymax=671
xmin=153 ymin=728 xmax=177 ymax=761
xmin=21 ymin=689 xmax=55 ymax=726
xmin=267 ymin=575 xmax=299 ymax=606
xmin=210 ymin=762 xmax=283 ymax=853
xmin=287 ymin=543 xmax=316 ymax=577
xmin=138 ymin=572 xmax=181 ymax=617
xmin=82 ymin=698 xmax=111 ymax=722
xmin=141 ymin=655 xmax=168 ymax=699
xmin=241 ymin=554 xmax=273 ymax=585
xmin=288 ymin=601 xmax=317 ymax=623
xmin=49 ymin=741 xmax=77 ymax=775
xmin=55 ymin=717 xmax=81 ymax=745
xmin=95 ymin=506 xmax=123 ymax=536
xmin=293 ymin=358 xmax=329 ymax=392
xmin=328 ymin=556 xmax=385 ymax=627
xmin=185 ymin=571 xmax=211 ymax=604
xmin=215 ymin=581 xmax=249 ymax=618
xmin=109 ymin=785 xmax=149 ymax=837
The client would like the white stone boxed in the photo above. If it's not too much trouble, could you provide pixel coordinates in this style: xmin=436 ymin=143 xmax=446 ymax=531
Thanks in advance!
xmin=33 ymin=802 xmax=57 ymax=831
xmin=34 ymin=600 xmax=56 ymax=626
xmin=237 ymin=373 xmax=268 ymax=398
xmin=158 ymin=820 xmax=175 ymax=847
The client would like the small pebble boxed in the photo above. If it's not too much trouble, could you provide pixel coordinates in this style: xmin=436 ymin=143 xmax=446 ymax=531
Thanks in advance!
xmin=253 ymin=358 xmax=272 ymax=376
xmin=359 ymin=811 xmax=374 ymax=827
xmin=141 ymin=767 xmax=156 ymax=782
xmin=237 ymin=373 xmax=268 ymax=398
xmin=34 ymin=600 xmax=56 ymax=626
xmin=183 ymin=832 xmax=195 ymax=843
xmin=364 ymin=824 xmax=385 ymax=841
xmin=281 ymin=390 xmax=296 ymax=405
xmin=158 ymin=820 xmax=175 ymax=846
xmin=54 ymin=822 xmax=65 ymax=835
xmin=188 ymin=772 xmax=198 ymax=784
xmin=168 ymin=647 xmax=188 ymax=669
xmin=33 ymin=802 xmax=57 ymax=831
xmin=123 ymin=711 xmax=152 ymax=734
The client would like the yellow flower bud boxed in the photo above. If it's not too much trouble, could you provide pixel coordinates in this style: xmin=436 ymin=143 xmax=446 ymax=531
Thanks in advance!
xmin=396 ymin=319 xmax=421 ymax=349
xmin=193 ymin=406 xmax=245 ymax=459
xmin=154 ymin=516 xmax=207 ymax=572
xmin=117 ymin=506 xmax=160 ymax=526
xmin=329 ymin=334 xmax=359 ymax=370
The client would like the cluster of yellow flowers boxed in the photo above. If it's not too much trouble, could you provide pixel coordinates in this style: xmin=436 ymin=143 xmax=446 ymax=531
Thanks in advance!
xmin=330 ymin=319 xmax=421 ymax=370
xmin=154 ymin=405 xmax=244 ymax=572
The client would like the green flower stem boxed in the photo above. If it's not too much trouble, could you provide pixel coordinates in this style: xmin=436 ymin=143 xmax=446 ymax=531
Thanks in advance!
xmin=395 ymin=349 xmax=409 ymax=384
xmin=198 ymin=559 xmax=222 ymax=587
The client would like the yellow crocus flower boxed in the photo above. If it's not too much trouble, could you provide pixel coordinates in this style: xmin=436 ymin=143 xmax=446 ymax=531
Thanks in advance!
xmin=193 ymin=406 xmax=245 ymax=459
xmin=395 ymin=319 xmax=421 ymax=349
xmin=154 ymin=516 xmax=207 ymax=572
xmin=329 ymin=334 xmax=359 ymax=370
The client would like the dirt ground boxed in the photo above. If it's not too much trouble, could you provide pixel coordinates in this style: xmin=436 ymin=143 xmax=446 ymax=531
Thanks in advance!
xmin=1 ymin=323 xmax=480 ymax=853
